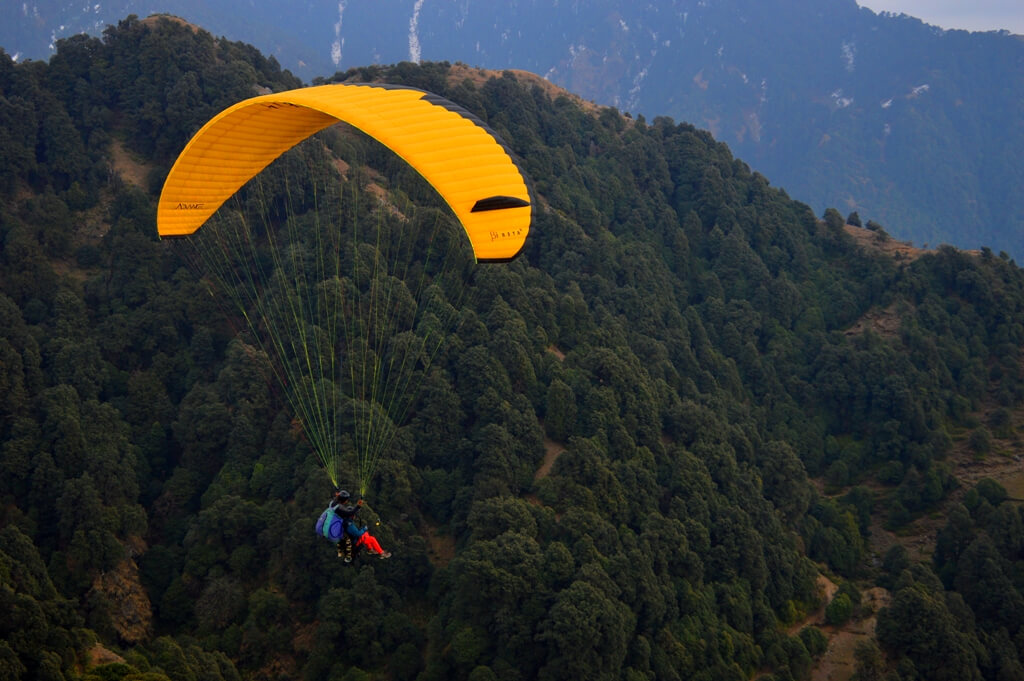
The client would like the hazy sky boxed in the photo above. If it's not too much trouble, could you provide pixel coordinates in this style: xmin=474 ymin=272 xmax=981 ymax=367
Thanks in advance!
xmin=857 ymin=1 xmax=1024 ymax=34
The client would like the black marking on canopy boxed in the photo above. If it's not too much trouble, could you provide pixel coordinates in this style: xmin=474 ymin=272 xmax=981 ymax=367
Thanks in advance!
xmin=471 ymin=195 xmax=531 ymax=212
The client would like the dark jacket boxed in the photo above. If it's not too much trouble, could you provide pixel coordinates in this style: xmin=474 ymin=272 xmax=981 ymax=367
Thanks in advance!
xmin=330 ymin=501 xmax=365 ymax=538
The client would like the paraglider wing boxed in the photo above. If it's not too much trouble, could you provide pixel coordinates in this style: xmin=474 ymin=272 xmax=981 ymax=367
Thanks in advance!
xmin=157 ymin=83 xmax=533 ymax=261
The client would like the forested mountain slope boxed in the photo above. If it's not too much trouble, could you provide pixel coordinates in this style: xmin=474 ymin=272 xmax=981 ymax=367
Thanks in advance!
xmin=1 ymin=17 xmax=1024 ymax=681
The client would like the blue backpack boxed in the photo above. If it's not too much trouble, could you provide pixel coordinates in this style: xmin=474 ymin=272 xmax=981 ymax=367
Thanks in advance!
xmin=315 ymin=506 xmax=346 ymax=543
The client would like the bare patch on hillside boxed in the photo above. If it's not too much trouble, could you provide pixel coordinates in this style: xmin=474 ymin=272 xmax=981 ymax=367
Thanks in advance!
xmin=365 ymin=181 xmax=389 ymax=204
xmin=546 ymin=345 xmax=566 ymax=361
xmin=844 ymin=302 xmax=904 ymax=339
xmin=843 ymin=224 xmax=926 ymax=261
xmin=447 ymin=63 xmax=602 ymax=114
xmin=141 ymin=14 xmax=201 ymax=33
xmin=350 ymin=165 xmax=410 ymax=221
xmin=110 ymin=140 xmax=151 ymax=188
xmin=88 ymin=551 xmax=152 ymax=644
xmin=86 ymin=644 xmax=125 ymax=668
xmin=1003 ymin=470 xmax=1024 ymax=500
xmin=810 ymin=588 xmax=890 ymax=681
xmin=787 ymin=574 xmax=838 ymax=636
xmin=950 ymin=443 xmax=1024 ymax=492
xmin=843 ymin=223 xmax=982 ymax=263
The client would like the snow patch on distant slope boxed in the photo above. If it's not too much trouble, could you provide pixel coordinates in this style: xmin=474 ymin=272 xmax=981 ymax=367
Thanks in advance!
xmin=409 ymin=0 xmax=426 ymax=63
xmin=841 ymin=41 xmax=855 ymax=72
xmin=331 ymin=1 xmax=346 ymax=66
xmin=831 ymin=88 xmax=853 ymax=109
xmin=627 ymin=61 xmax=651 ymax=110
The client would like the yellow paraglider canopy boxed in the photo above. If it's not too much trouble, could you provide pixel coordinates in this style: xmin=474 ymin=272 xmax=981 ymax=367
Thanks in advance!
xmin=157 ymin=83 xmax=533 ymax=261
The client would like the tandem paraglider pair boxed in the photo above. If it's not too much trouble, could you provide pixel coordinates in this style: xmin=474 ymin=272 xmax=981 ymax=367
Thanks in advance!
xmin=316 ymin=489 xmax=391 ymax=562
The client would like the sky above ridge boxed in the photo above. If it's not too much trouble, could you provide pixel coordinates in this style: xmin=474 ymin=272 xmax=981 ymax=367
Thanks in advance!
xmin=857 ymin=0 xmax=1024 ymax=34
